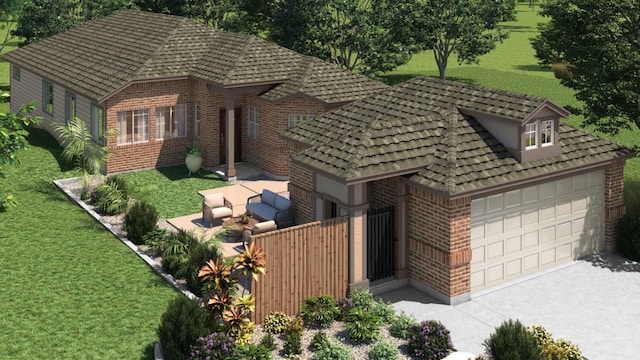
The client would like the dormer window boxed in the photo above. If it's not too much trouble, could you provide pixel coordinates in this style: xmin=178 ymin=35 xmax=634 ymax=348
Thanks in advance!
xmin=525 ymin=119 xmax=554 ymax=150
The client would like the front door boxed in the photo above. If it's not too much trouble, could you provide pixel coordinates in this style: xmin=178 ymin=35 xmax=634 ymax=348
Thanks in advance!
xmin=219 ymin=107 xmax=242 ymax=164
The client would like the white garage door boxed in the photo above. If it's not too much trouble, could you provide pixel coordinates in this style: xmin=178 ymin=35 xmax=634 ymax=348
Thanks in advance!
xmin=470 ymin=170 xmax=604 ymax=292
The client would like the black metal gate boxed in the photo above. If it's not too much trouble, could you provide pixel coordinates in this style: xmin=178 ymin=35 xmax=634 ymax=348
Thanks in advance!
xmin=367 ymin=206 xmax=395 ymax=281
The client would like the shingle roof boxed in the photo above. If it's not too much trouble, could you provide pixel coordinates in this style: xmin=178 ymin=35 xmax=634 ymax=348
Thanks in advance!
xmin=285 ymin=77 xmax=634 ymax=195
xmin=2 ymin=11 xmax=385 ymax=103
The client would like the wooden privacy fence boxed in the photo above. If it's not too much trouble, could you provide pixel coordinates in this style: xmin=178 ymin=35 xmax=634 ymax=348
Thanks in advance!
xmin=250 ymin=216 xmax=349 ymax=324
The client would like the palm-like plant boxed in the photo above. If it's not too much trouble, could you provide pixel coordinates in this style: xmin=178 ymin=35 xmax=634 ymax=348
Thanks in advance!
xmin=233 ymin=242 xmax=266 ymax=281
xmin=53 ymin=117 xmax=117 ymax=198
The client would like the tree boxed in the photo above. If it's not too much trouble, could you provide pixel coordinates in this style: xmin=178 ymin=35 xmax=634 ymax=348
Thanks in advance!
xmin=134 ymin=0 xmax=187 ymax=15
xmin=270 ymin=0 xmax=424 ymax=76
xmin=531 ymin=0 xmax=640 ymax=135
xmin=0 ymin=101 xmax=41 ymax=210
xmin=53 ymin=117 xmax=116 ymax=199
xmin=417 ymin=0 xmax=515 ymax=79
xmin=0 ymin=0 xmax=24 ymax=53
xmin=182 ymin=0 xmax=275 ymax=35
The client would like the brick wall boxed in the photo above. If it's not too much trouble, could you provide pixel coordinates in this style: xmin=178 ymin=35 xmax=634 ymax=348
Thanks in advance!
xmin=369 ymin=178 xmax=398 ymax=209
xmin=407 ymin=186 xmax=471 ymax=297
xmin=289 ymin=162 xmax=315 ymax=225
xmin=604 ymin=159 xmax=626 ymax=248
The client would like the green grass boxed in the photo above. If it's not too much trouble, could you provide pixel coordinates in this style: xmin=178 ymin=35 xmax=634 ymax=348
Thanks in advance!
xmin=118 ymin=166 xmax=227 ymax=219
xmin=0 ymin=128 xmax=180 ymax=359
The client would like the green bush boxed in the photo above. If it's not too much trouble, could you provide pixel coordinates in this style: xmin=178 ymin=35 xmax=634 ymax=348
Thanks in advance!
xmin=484 ymin=319 xmax=542 ymax=360
xmin=407 ymin=320 xmax=453 ymax=360
xmin=189 ymin=331 xmax=236 ymax=360
xmin=368 ymin=341 xmax=400 ymax=360
xmin=314 ymin=340 xmax=353 ymax=360
xmin=301 ymin=294 xmax=339 ymax=328
xmin=143 ymin=227 xmax=172 ymax=255
xmin=284 ymin=316 xmax=304 ymax=336
xmin=310 ymin=331 xmax=329 ymax=352
xmin=389 ymin=311 xmax=416 ymax=339
xmin=123 ymin=200 xmax=159 ymax=244
xmin=527 ymin=325 xmax=583 ymax=360
xmin=158 ymin=296 xmax=212 ymax=360
xmin=282 ymin=316 xmax=304 ymax=356
xmin=550 ymin=63 xmax=573 ymax=80
xmin=259 ymin=333 xmax=277 ymax=352
xmin=344 ymin=307 xmax=381 ymax=343
xmin=262 ymin=311 xmax=292 ymax=335
xmin=348 ymin=289 xmax=395 ymax=322
xmin=555 ymin=338 xmax=583 ymax=360
xmin=92 ymin=176 xmax=129 ymax=215
xmin=236 ymin=343 xmax=273 ymax=360
xmin=616 ymin=214 xmax=640 ymax=261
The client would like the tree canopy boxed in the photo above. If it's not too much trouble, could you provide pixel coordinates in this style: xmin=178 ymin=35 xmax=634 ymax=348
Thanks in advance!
xmin=531 ymin=0 xmax=640 ymax=135
xmin=270 ymin=0 xmax=424 ymax=76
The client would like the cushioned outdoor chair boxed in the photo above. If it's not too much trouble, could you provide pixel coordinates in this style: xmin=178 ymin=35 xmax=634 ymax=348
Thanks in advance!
xmin=202 ymin=193 xmax=233 ymax=227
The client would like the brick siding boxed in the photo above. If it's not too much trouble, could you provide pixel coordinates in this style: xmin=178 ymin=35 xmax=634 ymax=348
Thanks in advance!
xmin=289 ymin=162 xmax=315 ymax=225
xmin=369 ymin=177 xmax=398 ymax=209
xmin=407 ymin=186 xmax=471 ymax=297
xmin=604 ymin=159 xmax=626 ymax=247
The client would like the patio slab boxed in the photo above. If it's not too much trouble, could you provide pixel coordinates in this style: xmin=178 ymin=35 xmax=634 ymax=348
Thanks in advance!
xmin=379 ymin=253 xmax=640 ymax=358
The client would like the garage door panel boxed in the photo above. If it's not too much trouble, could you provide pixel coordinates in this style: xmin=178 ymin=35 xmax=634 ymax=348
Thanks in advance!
xmin=470 ymin=170 xmax=605 ymax=291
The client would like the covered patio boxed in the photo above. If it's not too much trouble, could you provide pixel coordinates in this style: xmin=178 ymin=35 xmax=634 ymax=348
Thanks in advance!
xmin=167 ymin=179 xmax=289 ymax=257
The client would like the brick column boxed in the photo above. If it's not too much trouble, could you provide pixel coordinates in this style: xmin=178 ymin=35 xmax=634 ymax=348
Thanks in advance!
xmin=604 ymin=159 xmax=626 ymax=251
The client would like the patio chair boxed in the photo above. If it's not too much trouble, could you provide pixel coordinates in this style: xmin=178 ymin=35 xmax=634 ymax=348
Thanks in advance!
xmin=243 ymin=220 xmax=277 ymax=245
xmin=202 ymin=193 xmax=233 ymax=227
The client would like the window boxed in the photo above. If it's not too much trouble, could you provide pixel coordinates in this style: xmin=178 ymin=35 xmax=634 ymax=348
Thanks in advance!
xmin=117 ymin=109 xmax=149 ymax=144
xmin=156 ymin=104 xmax=187 ymax=139
xmin=541 ymin=120 xmax=553 ymax=146
xmin=12 ymin=65 xmax=20 ymax=81
xmin=194 ymin=104 xmax=201 ymax=138
xmin=248 ymin=105 xmax=260 ymax=140
xmin=42 ymin=81 xmax=54 ymax=115
xmin=91 ymin=104 xmax=105 ymax=144
xmin=525 ymin=123 xmax=537 ymax=149
xmin=65 ymin=92 xmax=76 ymax=123
xmin=288 ymin=114 xmax=315 ymax=129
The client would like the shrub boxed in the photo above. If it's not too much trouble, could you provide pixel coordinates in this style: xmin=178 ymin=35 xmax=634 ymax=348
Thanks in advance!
xmin=189 ymin=331 xmax=236 ymax=360
xmin=314 ymin=340 xmax=353 ymax=360
xmin=344 ymin=307 xmax=381 ymax=343
xmin=551 ymin=63 xmax=573 ymax=80
xmin=483 ymin=319 xmax=542 ymax=360
xmin=310 ymin=331 xmax=329 ymax=352
xmin=259 ymin=333 xmax=277 ymax=352
xmin=282 ymin=332 xmax=302 ymax=356
xmin=142 ymin=227 xmax=172 ymax=255
xmin=616 ymin=214 xmax=640 ymax=261
xmin=92 ymin=176 xmax=129 ymax=215
xmin=263 ymin=311 xmax=292 ymax=335
xmin=389 ymin=311 xmax=416 ymax=339
xmin=368 ymin=341 xmax=400 ymax=360
xmin=236 ymin=343 xmax=273 ymax=360
xmin=348 ymin=289 xmax=395 ymax=322
xmin=555 ymin=338 xmax=583 ymax=360
xmin=407 ymin=320 xmax=454 ymax=360
xmin=284 ymin=316 xmax=304 ymax=336
xmin=527 ymin=325 xmax=553 ymax=345
xmin=158 ymin=296 xmax=212 ymax=360
xmin=527 ymin=325 xmax=583 ymax=360
xmin=301 ymin=294 xmax=339 ymax=328
xmin=336 ymin=297 xmax=354 ymax=320
xmin=123 ymin=200 xmax=159 ymax=244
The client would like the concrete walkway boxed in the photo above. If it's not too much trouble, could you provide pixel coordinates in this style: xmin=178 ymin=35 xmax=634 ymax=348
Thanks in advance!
xmin=379 ymin=253 xmax=640 ymax=359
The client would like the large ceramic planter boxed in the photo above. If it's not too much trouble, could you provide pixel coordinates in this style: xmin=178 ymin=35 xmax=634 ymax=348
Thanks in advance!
xmin=185 ymin=154 xmax=202 ymax=175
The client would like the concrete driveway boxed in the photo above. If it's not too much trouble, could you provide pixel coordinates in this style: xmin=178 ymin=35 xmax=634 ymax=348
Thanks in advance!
xmin=379 ymin=254 xmax=640 ymax=359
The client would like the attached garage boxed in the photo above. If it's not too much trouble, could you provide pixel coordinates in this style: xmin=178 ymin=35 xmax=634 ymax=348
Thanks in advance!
xmin=470 ymin=170 xmax=605 ymax=291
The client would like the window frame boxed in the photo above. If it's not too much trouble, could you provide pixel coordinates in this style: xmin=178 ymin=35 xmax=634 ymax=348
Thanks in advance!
xmin=42 ymin=80 xmax=54 ymax=115
xmin=117 ymin=108 xmax=150 ymax=145
xmin=91 ymin=104 xmax=105 ymax=144
xmin=12 ymin=65 xmax=20 ymax=81
xmin=248 ymin=105 xmax=260 ymax=140
xmin=541 ymin=119 xmax=554 ymax=147
xmin=156 ymin=104 xmax=187 ymax=140
xmin=65 ymin=91 xmax=76 ymax=124
xmin=194 ymin=103 xmax=201 ymax=138
xmin=525 ymin=122 xmax=538 ymax=150
xmin=288 ymin=114 xmax=316 ymax=129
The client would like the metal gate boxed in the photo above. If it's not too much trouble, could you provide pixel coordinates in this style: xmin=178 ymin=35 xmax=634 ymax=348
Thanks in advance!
xmin=367 ymin=206 xmax=395 ymax=281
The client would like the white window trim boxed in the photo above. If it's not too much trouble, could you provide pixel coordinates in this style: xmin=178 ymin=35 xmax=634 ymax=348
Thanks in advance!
xmin=156 ymin=104 xmax=187 ymax=140
xmin=194 ymin=103 xmax=201 ymax=138
xmin=288 ymin=114 xmax=316 ymax=129
xmin=42 ymin=81 xmax=54 ymax=115
xmin=525 ymin=123 xmax=538 ymax=150
xmin=541 ymin=120 xmax=554 ymax=147
xmin=91 ymin=104 xmax=105 ymax=144
xmin=117 ymin=109 xmax=149 ymax=145
xmin=248 ymin=105 xmax=260 ymax=140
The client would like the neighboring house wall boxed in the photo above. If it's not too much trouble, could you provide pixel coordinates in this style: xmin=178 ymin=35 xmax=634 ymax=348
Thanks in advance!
xmin=605 ymin=159 xmax=626 ymax=249
xmin=105 ymin=79 xmax=193 ymax=173
xmin=10 ymin=65 xmax=93 ymax=137
xmin=245 ymin=95 xmax=332 ymax=177
xmin=408 ymin=186 xmax=472 ymax=303
xmin=289 ymin=162 xmax=315 ymax=225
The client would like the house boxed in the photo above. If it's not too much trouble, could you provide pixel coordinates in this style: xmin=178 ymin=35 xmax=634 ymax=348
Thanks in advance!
xmin=281 ymin=76 xmax=635 ymax=304
xmin=2 ymin=10 xmax=386 ymax=179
